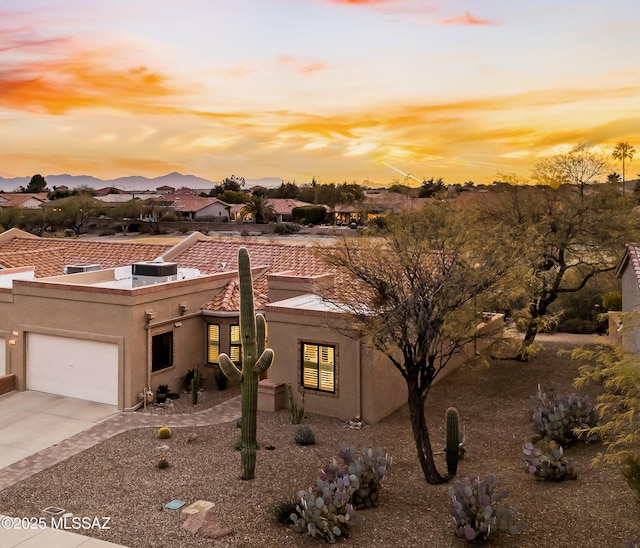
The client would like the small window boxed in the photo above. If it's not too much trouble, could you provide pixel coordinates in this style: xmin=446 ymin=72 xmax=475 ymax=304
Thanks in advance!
xmin=207 ymin=324 xmax=220 ymax=364
xmin=230 ymin=324 xmax=242 ymax=364
xmin=302 ymin=343 xmax=335 ymax=393
xmin=152 ymin=331 xmax=173 ymax=372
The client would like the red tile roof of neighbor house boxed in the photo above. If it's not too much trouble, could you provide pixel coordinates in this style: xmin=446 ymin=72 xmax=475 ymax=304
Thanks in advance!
xmin=0 ymin=193 xmax=48 ymax=208
xmin=0 ymin=235 xmax=173 ymax=278
xmin=266 ymin=199 xmax=314 ymax=215
xmin=153 ymin=194 xmax=229 ymax=213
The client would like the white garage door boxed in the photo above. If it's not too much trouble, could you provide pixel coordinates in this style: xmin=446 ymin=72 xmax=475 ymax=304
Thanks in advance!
xmin=0 ymin=337 xmax=5 ymax=376
xmin=27 ymin=333 xmax=118 ymax=405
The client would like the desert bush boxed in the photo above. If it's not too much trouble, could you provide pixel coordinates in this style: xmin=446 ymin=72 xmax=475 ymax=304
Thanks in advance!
xmin=272 ymin=496 xmax=298 ymax=525
xmin=559 ymin=318 xmax=596 ymax=334
xmin=622 ymin=454 xmax=640 ymax=505
xmin=448 ymin=475 xmax=525 ymax=543
xmin=287 ymin=384 xmax=304 ymax=424
xmin=522 ymin=440 xmax=577 ymax=481
xmin=602 ymin=291 xmax=622 ymax=311
xmin=295 ymin=426 xmax=316 ymax=446
xmin=529 ymin=384 xmax=599 ymax=444
xmin=274 ymin=222 xmax=301 ymax=234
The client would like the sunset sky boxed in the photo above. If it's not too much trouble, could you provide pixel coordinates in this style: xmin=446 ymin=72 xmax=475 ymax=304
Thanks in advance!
xmin=1 ymin=0 xmax=638 ymax=186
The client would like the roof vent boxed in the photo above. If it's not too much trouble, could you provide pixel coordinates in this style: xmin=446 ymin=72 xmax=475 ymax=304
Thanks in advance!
xmin=64 ymin=264 xmax=101 ymax=274
xmin=132 ymin=262 xmax=178 ymax=287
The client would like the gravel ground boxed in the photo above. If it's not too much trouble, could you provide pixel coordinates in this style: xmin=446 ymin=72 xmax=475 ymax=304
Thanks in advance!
xmin=0 ymin=336 xmax=638 ymax=547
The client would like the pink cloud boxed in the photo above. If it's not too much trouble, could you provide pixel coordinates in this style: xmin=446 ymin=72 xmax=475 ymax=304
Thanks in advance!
xmin=438 ymin=10 xmax=500 ymax=25
xmin=277 ymin=55 xmax=328 ymax=74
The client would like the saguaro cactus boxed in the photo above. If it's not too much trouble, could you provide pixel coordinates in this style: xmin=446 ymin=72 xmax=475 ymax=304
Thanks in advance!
xmin=445 ymin=407 xmax=460 ymax=477
xmin=219 ymin=247 xmax=274 ymax=479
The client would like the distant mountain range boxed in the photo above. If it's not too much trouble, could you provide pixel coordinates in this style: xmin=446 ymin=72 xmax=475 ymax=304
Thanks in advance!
xmin=0 ymin=172 xmax=285 ymax=192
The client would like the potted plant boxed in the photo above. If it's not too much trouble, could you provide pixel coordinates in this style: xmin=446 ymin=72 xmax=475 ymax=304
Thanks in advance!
xmin=156 ymin=384 xmax=169 ymax=404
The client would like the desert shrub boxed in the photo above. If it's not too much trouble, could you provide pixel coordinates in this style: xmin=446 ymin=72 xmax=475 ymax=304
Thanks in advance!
xmin=274 ymin=222 xmax=301 ymax=234
xmin=522 ymin=440 xmax=577 ymax=481
xmin=63 ymin=228 xmax=75 ymax=238
xmin=574 ymin=345 xmax=640 ymax=504
xmin=559 ymin=318 xmax=596 ymax=334
xmin=161 ymin=211 xmax=179 ymax=222
xmin=273 ymin=496 xmax=298 ymax=525
xmin=448 ymin=475 xmax=525 ymax=543
xmin=292 ymin=205 xmax=326 ymax=225
xmin=213 ymin=366 xmax=228 ymax=390
xmin=529 ymin=385 xmax=599 ymax=444
xmin=287 ymin=384 xmax=304 ymax=424
xmin=622 ymin=454 xmax=640 ymax=505
xmin=602 ymin=291 xmax=622 ymax=311
xmin=294 ymin=426 xmax=316 ymax=446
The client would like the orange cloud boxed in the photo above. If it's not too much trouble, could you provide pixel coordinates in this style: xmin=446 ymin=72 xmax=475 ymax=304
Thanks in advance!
xmin=438 ymin=10 xmax=500 ymax=25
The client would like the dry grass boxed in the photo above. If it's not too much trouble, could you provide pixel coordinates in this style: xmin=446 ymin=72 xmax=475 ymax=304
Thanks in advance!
xmin=0 ymin=336 xmax=638 ymax=547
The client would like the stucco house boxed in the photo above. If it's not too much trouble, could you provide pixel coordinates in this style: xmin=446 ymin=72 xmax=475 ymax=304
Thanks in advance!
xmin=0 ymin=228 xmax=501 ymax=423
xmin=615 ymin=243 xmax=640 ymax=351
xmin=0 ymin=193 xmax=48 ymax=209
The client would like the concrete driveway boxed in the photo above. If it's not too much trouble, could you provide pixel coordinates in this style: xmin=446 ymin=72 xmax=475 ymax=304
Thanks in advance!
xmin=0 ymin=391 xmax=119 ymax=469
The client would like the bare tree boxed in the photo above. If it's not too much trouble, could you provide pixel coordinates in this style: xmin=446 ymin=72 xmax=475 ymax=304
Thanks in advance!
xmin=531 ymin=143 xmax=609 ymax=195
xmin=324 ymin=204 xmax=514 ymax=484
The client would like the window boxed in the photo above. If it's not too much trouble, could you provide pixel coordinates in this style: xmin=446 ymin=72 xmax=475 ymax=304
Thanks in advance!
xmin=152 ymin=331 xmax=173 ymax=372
xmin=302 ymin=343 xmax=335 ymax=393
xmin=207 ymin=324 xmax=220 ymax=364
xmin=230 ymin=324 xmax=242 ymax=364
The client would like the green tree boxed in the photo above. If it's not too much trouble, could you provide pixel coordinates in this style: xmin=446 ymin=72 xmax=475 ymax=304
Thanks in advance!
xmin=112 ymin=199 xmax=144 ymax=235
xmin=325 ymin=204 xmax=514 ymax=484
xmin=240 ymin=195 xmax=275 ymax=224
xmin=612 ymin=142 xmax=636 ymax=190
xmin=0 ymin=207 xmax=23 ymax=230
xmin=485 ymin=181 xmax=637 ymax=359
xmin=53 ymin=195 xmax=103 ymax=235
xmin=267 ymin=181 xmax=300 ymax=199
xmin=20 ymin=208 xmax=56 ymax=236
xmin=418 ymin=178 xmax=445 ymax=198
xmin=24 ymin=174 xmax=48 ymax=193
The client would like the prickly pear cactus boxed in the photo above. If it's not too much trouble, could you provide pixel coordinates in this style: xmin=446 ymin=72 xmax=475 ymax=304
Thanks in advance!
xmin=219 ymin=247 xmax=274 ymax=479
xmin=446 ymin=407 xmax=460 ymax=477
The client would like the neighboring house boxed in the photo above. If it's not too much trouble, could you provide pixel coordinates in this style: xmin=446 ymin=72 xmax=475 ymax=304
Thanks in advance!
xmin=615 ymin=244 xmax=640 ymax=350
xmin=152 ymin=194 xmax=231 ymax=221
xmin=266 ymin=199 xmax=315 ymax=223
xmin=0 ymin=193 xmax=48 ymax=209
xmin=0 ymin=228 xmax=502 ymax=423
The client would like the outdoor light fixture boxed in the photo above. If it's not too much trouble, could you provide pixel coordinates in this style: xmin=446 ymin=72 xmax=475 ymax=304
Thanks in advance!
xmin=174 ymin=322 xmax=183 ymax=328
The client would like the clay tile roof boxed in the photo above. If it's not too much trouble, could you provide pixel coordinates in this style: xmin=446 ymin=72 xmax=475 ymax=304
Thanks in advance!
xmin=618 ymin=244 xmax=640 ymax=285
xmin=204 ymin=277 xmax=269 ymax=312
xmin=173 ymin=240 xmax=330 ymax=278
xmin=0 ymin=237 xmax=172 ymax=277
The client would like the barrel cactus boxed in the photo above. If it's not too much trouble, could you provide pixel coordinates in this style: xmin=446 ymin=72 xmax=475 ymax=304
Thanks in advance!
xmin=157 ymin=426 xmax=171 ymax=439
xmin=219 ymin=247 xmax=274 ymax=480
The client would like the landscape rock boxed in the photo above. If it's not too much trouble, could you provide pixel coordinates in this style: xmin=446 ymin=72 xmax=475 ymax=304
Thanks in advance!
xmin=182 ymin=509 xmax=232 ymax=539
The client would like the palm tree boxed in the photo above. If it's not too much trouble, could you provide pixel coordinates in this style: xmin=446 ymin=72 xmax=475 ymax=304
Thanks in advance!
xmin=612 ymin=142 xmax=636 ymax=194
xmin=240 ymin=195 xmax=275 ymax=224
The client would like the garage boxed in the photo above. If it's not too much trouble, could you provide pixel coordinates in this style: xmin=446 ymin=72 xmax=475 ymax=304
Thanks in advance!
xmin=0 ymin=337 xmax=5 ymax=376
xmin=26 ymin=333 xmax=118 ymax=406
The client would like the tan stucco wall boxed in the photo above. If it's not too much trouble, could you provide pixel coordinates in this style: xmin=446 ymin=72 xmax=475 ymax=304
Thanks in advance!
xmin=620 ymin=266 xmax=640 ymax=352
xmin=265 ymin=307 xmax=406 ymax=424
xmin=0 ymin=272 xmax=236 ymax=410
